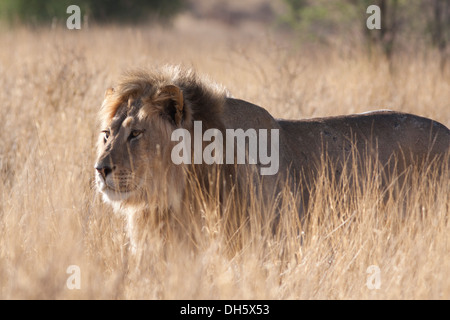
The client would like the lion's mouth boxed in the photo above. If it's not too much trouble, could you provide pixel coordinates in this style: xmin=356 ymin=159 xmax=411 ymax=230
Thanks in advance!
xmin=96 ymin=173 xmax=141 ymax=202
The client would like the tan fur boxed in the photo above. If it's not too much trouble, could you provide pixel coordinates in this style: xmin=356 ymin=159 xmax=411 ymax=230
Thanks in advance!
xmin=95 ymin=65 xmax=450 ymax=250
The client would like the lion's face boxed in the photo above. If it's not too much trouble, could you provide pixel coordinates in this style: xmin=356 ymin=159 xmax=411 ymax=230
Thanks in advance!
xmin=95 ymin=103 xmax=148 ymax=203
xmin=95 ymin=84 xmax=187 ymax=208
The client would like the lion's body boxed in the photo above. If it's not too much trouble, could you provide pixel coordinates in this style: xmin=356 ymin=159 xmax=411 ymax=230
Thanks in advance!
xmin=95 ymin=66 xmax=450 ymax=249
xmin=278 ymin=110 xmax=450 ymax=171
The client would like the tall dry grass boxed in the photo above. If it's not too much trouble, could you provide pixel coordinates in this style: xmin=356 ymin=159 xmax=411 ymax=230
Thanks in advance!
xmin=0 ymin=18 xmax=449 ymax=299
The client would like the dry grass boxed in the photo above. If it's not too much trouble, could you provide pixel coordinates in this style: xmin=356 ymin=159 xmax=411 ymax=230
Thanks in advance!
xmin=0 ymin=17 xmax=449 ymax=299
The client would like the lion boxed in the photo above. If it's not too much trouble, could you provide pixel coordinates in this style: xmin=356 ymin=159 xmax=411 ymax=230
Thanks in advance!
xmin=95 ymin=65 xmax=449 ymax=250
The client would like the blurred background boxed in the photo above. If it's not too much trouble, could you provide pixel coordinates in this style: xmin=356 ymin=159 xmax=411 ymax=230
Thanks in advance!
xmin=0 ymin=0 xmax=449 ymax=64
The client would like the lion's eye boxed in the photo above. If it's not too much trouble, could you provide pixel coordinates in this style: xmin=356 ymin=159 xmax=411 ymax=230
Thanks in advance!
xmin=129 ymin=130 xmax=144 ymax=140
xmin=102 ymin=130 xmax=110 ymax=143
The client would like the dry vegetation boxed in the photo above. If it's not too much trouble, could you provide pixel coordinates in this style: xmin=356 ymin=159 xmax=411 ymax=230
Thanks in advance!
xmin=0 ymin=14 xmax=449 ymax=299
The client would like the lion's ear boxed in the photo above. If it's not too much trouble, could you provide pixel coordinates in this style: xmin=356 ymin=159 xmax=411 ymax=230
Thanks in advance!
xmin=159 ymin=85 xmax=185 ymax=126
xmin=104 ymin=87 xmax=115 ymax=98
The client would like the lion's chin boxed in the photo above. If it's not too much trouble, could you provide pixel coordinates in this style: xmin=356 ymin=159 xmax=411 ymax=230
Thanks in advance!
xmin=101 ymin=187 xmax=134 ymax=203
xmin=96 ymin=179 xmax=137 ymax=204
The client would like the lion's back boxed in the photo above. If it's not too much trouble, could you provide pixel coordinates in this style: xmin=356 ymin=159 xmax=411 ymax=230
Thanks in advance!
xmin=278 ymin=110 xmax=450 ymax=172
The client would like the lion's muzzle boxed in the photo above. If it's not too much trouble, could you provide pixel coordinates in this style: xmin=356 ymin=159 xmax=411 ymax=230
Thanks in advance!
xmin=95 ymin=161 xmax=140 ymax=202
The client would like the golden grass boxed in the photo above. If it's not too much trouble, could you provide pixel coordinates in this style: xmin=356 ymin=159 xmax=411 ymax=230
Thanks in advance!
xmin=0 ymin=19 xmax=449 ymax=299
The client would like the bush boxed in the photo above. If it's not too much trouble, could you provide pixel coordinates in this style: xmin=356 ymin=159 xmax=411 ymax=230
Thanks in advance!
xmin=279 ymin=0 xmax=359 ymax=43
xmin=0 ymin=0 xmax=183 ymax=24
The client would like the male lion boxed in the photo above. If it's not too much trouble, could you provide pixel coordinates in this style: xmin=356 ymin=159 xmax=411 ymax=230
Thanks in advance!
xmin=95 ymin=66 xmax=449 ymax=249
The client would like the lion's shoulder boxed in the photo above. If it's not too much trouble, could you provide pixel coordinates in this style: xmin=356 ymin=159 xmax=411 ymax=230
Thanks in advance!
xmin=221 ymin=98 xmax=281 ymax=130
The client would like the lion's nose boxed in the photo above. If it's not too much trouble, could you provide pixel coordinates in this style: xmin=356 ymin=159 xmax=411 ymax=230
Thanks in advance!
xmin=95 ymin=163 xmax=114 ymax=179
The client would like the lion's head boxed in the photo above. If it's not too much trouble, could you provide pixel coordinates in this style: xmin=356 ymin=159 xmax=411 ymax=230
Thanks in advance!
xmin=94 ymin=66 xmax=227 ymax=213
